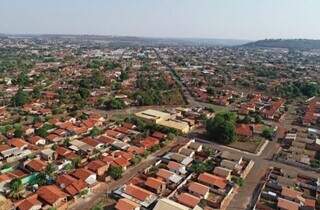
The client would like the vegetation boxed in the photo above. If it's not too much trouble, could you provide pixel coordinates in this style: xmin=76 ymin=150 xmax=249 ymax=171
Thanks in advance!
xmin=189 ymin=160 xmax=215 ymax=173
xmin=275 ymin=81 xmax=320 ymax=98
xmin=107 ymin=165 xmax=123 ymax=180
xmin=244 ymin=39 xmax=320 ymax=50
xmin=11 ymin=89 xmax=30 ymax=106
xmin=8 ymin=178 xmax=24 ymax=199
xmin=262 ymin=128 xmax=273 ymax=140
xmin=206 ymin=112 xmax=236 ymax=145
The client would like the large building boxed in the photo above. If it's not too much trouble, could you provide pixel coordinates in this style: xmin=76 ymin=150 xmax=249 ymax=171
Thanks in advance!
xmin=135 ymin=109 xmax=190 ymax=133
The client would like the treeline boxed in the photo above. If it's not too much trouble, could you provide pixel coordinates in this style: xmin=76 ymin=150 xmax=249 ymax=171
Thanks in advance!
xmin=243 ymin=39 xmax=320 ymax=50
xmin=274 ymin=81 xmax=320 ymax=98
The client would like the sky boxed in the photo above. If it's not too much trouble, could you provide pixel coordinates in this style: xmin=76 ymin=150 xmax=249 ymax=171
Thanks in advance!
xmin=0 ymin=0 xmax=319 ymax=40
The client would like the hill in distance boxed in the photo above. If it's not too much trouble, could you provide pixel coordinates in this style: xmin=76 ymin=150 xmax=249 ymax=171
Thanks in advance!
xmin=243 ymin=39 xmax=320 ymax=50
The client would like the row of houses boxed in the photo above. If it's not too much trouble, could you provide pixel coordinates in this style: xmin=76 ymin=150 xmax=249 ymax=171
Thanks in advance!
xmin=112 ymin=139 xmax=254 ymax=210
xmin=254 ymin=167 xmax=320 ymax=210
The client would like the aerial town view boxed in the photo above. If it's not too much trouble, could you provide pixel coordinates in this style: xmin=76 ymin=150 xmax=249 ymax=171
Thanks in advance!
xmin=0 ymin=1 xmax=319 ymax=210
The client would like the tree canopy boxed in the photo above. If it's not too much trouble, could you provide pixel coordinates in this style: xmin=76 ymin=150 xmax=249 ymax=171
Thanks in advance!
xmin=206 ymin=112 xmax=236 ymax=145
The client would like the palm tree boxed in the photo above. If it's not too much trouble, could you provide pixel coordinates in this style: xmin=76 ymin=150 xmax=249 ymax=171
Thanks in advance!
xmin=45 ymin=163 xmax=57 ymax=180
xmin=8 ymin=178 xmax=24 ymax=199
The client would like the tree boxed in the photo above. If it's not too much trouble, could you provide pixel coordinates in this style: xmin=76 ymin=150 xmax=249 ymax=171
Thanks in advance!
xmin=91 ymin=202 xmax=104 ymax=210
xmin=32 ymin=86 xmax=42 ymax=99
xmin=262 ymin=128 xmax=273 ymax=140
xmin=8 ymin=178 xmax=24 ymax=199
xmin=108 ymin=165 xmax=123 ymax=180
xmin=104 ymin=98 xmax=125 ymax=110
xmin=11 ymin=89 xmax=29 ymax=106
xmin=89 ymin=126 xmax=102 ymax=137
xmin=45 ymin=163 xmax=57 ymax=179
xmin=14 ymin=127 xmax=24 ymax=138
xmin=206 ymin=112 xmax=236 ymax=145
xmin=232 ymin=176 xmax=244 ymax=187
xmin=78 ymin=87 xmax=90 ymax=99
xmin=16 ymin=71 xmax=30 ymax=86
xmin=35 ymin=127 xmax=48 ymax=138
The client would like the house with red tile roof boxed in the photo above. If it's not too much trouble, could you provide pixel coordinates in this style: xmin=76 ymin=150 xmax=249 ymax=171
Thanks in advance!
xmin=151 ymin=132 xmax=167 ymax=140
xmin=8 ymin=138 xmax=29 ymax=150
xmin=72 ymin=168 xmax=97 ymax=186
xmin=123 ymin=184 xmax=155 ymax=203
xmin=85 ymin=160 xmax=109 ymax=177
xmin=115 ymin=198 xmax=140 ymax=210
xmin=27 ymin=136 xmax=45 ymax=146
xmin=24 ymin=159 xmax=47 ymax=172
xmin=198 ymin=172 xmax=228 ymax=189
xmin=176 ymin=192 xmax=200 ymax=209
xmin=16 ymin=194 xmax=42 ymax=210
xmin=144 ymin=177 xmax=166 ymax=194
xmin=188 ymin=182 xmax=210 ymax=199
xmin=56 ymin=174 xmax=88 ymax=197
xmin=236 ymin=124 xmax=253 ymax=137
xmin=37 ymin=185 xmax=68 ymax=209
xmin=139 ymin=136 xmax=159 ymax=149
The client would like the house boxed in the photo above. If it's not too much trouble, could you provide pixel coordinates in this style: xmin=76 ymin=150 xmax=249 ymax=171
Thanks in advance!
xmin=85 ymin=160 xmax=109 ymax=177
xmin=188 ymin=182 xmax=210 ymax=199
xmin=25 ymin=159 xmax=47 ymax=172
xmin=153 ymin=198 xmax=190 ymax=210
xmin=72 ymin=168 xmax=97 ymax=186
xmin=123 ymin=184 xmax=155 ymax=203
xmin=145 ymin=177 xmax=166 ymax=194
xmin=220 ymin=151 xmax=243 ymax=164
xmin=167 ymin=161 xmax=186 ymax=175
xmin=82 ymin=137 xmax=104 ymax=150
xmin=156 ymin=168 xmax=182 ymax=184
xmin=152 ymin=132 xmax=167 ymax=140
xmin=0 ymin=144 xmax=20 ymax=159
xmin=213 ymin=167 xmax=232 ymax=180
xmin=236 ymin=124 xmax=253 ymax=137
xmin=198 ymin=172 xmax=228 ymax=189
xmin=139 ymin=137 xmax=159 ymax=149
xmin=115 ymin=198 xmax=140 ymax=210
xmin=16 ymin=194 xmax=42 ymax=210
xmin=176 ymin=192 xmax=200 ymax=209
xmin=37 ymin=185 xmax=68 ymax=209
xmin=40 ymin=148 xmax=57 ymax=161
xmin=27 ymin=136 xmax=46 ymax=146
xmin=56 ymin=174 xmax=88 ymax=197
xmin=277 ymin=198 xmax=300 ymax=210
xmin=8 ymin=138 xmax=28 ymax=150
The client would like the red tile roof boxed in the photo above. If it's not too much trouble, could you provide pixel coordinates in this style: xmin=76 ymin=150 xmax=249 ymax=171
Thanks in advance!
xmin=124 ymin=184 xmax=154 ymax=202
xmin=115 ymin=198 xmax=140 ymax=210
xmin=198 ymin=172 xmax=227 ymax=189
xmin=236 ymin=124 xmax=253 ymax=137
xmin=8 ymin=138 xmax=28 ymax=149
xmin=188 ymin=182 xmax=209 ymax=196
xmin=26 ymin=159 xmax=47 ymax=172
xmin=145 ymin=177 xmax=165 ymax=190
xmin=37 ymin=185 xmax=67 ymax=205
xmin=72 ymin=168 xmax=94 ymax=180
xmin=176 ymin=192 xmax=200 ymax=208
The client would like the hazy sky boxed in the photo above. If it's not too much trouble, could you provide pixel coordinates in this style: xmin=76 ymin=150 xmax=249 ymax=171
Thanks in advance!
xmin=0 ymin=0 xmax=319 ymax=40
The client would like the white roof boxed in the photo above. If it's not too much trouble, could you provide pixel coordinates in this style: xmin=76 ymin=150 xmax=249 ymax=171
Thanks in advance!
xmin=153 ymin=198 xmax=190 ymax=210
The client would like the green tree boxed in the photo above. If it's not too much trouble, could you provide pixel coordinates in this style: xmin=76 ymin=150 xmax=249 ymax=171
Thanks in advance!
xmin=11 ymin=89 xmax=29 ymax=106
xmin=16 ymin=71 xmax=30 ymax=86
xmin=89 ymin=126 xmax=102 ymax=137
xmin=206 ymin=112 xmax=236 ymax=145
xmin=14 ymin=127 xmax=24 ymax=138
xmin=108 ymin=165 xmax=123 ymax=180
xmin=262 ymin=128 xmax=273 ymax=140
xmin=8 ymin=178 xmax=24 ymax=199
